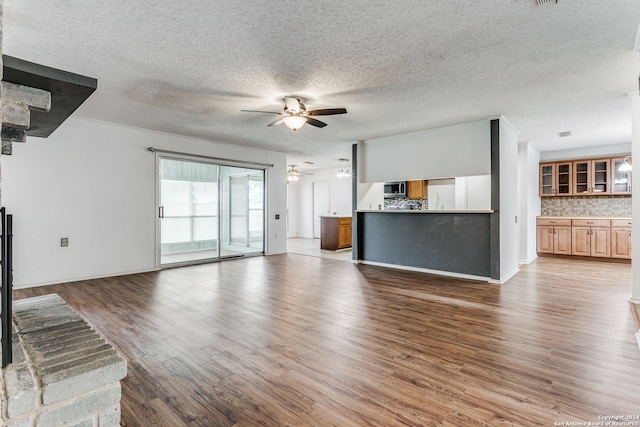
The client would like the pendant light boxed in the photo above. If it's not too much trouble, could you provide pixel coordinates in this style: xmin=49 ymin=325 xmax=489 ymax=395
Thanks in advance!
xmin=619 ymin=156 xmax=632 ymax=172
xmin=336 ymin=158 xmax=350 ymax=178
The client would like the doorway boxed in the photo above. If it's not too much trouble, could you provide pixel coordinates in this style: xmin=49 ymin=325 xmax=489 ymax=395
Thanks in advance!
xmin=313 ymin=180 xmax=330 ymax=238
xmin=158 ymin=157 xmax=265 ymax=266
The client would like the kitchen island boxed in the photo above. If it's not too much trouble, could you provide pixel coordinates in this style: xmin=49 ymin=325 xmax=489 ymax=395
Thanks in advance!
xmin=320 ymin=216 xmax=352 ymax=250
xmin=354 ymin=209 xmax=495 ymax=280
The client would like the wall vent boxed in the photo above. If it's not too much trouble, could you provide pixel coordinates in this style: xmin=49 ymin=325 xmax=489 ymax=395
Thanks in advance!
xmin=536 ymin=0 xmax=558 ymax=5
xmin=557 ymin=131 xmax=572 ymax=137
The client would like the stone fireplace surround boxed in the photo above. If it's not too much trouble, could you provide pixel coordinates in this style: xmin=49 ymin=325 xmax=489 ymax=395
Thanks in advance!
xmin=2 ymin=294 xmax=126 ymax=426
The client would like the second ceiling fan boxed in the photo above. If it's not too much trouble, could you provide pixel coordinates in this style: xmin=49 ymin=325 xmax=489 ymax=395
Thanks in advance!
xmin=241 ymin=96 xmax=347 ymax=131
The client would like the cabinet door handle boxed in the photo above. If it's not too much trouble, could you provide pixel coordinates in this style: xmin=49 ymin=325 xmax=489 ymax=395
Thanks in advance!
xmin=586 ymin=221 xmax=594 ymax=224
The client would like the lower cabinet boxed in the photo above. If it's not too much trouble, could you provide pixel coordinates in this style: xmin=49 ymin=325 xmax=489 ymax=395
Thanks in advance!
xmin=571 ymin=219 xmax=611 ymax=258
xmin=611 ymin=219 xmax=632 ymax=259
xmin=537 ymin=219 xmax=572 ymax=255
xmin=537 ymin=217 xmax=630 ymax=259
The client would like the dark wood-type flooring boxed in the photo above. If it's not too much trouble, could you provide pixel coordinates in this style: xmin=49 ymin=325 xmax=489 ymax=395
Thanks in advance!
xmin=14 ymin=255 xmax=640 ymax=426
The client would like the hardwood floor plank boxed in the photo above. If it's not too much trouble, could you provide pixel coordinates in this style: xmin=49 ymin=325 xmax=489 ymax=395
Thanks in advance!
xmin=13 ymin=255 xmax=640 ymax=426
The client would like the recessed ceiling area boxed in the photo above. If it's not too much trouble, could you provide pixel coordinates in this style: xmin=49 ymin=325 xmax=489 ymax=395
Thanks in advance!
xmin=3 ymin=1 xmax=640 ymax=171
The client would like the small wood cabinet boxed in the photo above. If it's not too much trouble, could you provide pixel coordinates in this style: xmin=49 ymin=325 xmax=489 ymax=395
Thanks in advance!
xmin=320 ymin=216 xmax=352 ymax=250
xmin=407 ymin=180 xmax=428 ymax=200
xmin=539 ymin=162 xmax=572 ymax=197
xmin=611 ymin=219 xmax=632 ymax=259
xmin=536 ymin=219 xmax=572 ymax=255
xmin=571 ymin=219 xmax=611 ymax=258
xmin=573 ymin=159 xmax=610 ymax=195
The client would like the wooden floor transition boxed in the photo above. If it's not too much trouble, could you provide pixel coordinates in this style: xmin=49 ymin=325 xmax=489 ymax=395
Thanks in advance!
xmin=14 ymin=255 xmax=640 ymax=426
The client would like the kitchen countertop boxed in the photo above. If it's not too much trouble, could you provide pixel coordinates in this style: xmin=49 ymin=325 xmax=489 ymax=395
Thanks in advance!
xmin=356 ymin=209 xmax=495 ymax=214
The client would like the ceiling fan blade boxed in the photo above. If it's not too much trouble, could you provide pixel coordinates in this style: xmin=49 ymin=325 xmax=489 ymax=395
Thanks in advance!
xmin=267 ymin=118 xmax=285 ymax=127
xmin=284 ymin=97 xmax=302 ymax=112
xmin=241 ymin=109 xmax=283 ymax=115
xmin=305 ymin=117 xmax=327 ymax=128
xmin=307 ymin=108 xmax=347 ymax=116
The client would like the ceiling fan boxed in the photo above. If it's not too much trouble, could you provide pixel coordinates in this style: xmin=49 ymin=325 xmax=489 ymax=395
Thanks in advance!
xmin=286 ymin=165 xmax=313 ymax=182
xmin=241 ymin=96 xmax=347 ymax=131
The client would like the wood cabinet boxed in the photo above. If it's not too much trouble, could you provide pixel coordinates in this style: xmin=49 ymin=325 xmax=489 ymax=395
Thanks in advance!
xmin=320 ymin=216 xmax=352 ymax=250
xmin=571 ymin=219 xmax=611 ymax=257
xmin=536 ymin=219 xmax=572 ymax=255
xmin=537 ymin=217 xmax=631 ymax=260
xmin=539 ymin=155 xmax=630 ymax=197
xmin=611 ymin=219 xmax=632 ymax=259
xmin=573 ymin=159 xmax=610 ymax=195
xmin=611 ymin=157 xmax=632 ymax=195
xmin=407 ymin=180 xmax=428 ymax=200
xmin=539 ymin=162 xmax=572 ymax=197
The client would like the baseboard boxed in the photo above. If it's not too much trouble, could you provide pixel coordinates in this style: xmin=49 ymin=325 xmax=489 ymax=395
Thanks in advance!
xmin=12 ymin=267 xmax=162 ymax=290
xmin=518 ymin=254 xmax=538 ymax=265
xmin=630 ymin=301 xmax=640 ymax=330
xmin=358 ymin=260 xmax=491 ymax=283
xmin=490 ymin=266 xmax=520 ymax=285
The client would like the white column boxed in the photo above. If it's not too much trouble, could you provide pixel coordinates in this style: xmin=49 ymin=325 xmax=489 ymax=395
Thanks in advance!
xmin=631 ymin=93 xmax=640 ymax=303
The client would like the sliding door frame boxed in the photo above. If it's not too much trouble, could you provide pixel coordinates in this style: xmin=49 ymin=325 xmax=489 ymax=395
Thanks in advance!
xmin=154 ymin=151 xmax=268 ymax=268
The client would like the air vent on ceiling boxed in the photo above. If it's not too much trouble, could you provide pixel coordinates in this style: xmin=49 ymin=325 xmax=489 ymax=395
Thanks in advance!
xmin=558 ymin=131 xmax=572 ymax=137
xmin=536 ymin=0 xmax=558 ymax=5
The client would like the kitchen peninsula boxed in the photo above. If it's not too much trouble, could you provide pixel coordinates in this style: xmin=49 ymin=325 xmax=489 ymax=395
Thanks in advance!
xmin=354 ymin=209 xmax=494 ymax=279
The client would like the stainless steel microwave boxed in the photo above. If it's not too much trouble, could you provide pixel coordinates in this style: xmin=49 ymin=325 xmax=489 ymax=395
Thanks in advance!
xmin=384 ymin=181 xmax=406 ymax=198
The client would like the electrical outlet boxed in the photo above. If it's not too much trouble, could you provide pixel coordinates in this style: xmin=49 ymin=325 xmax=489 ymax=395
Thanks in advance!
xmin=275 ymin=232 xmax=279 ymax=239
xmin=61 ymin=237 xmax=69 ymax=247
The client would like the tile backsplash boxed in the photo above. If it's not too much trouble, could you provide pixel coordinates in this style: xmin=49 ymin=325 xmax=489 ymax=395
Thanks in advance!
xmin=384 ymin=197 xmax=428 ymax=210
xmin=541 ymin=196 xmax=631 ymax=217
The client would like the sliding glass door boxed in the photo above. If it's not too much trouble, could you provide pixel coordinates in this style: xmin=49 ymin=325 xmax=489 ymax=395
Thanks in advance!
xmin=219 ymin=166 xmax=265 ymax=257
xmin=159 ymin=158 xmax=264 ymax=266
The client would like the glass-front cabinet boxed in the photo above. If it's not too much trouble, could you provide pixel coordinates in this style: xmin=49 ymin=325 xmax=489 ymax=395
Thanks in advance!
xmin=539 ymin=162 xmax=572 ymax=197
xmin=611 ymin=157 xmax=632 ymax=195
xmin=572 ymin=159 xmax=610 ymax=196
xmin=539 ymin=155 xmax=630 ymax=197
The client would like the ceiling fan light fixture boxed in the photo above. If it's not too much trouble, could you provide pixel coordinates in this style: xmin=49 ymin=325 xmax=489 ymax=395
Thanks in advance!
xmin=283 ymin=115 xmax=307 ymax=131
xmin=286 ymin=173 xmax=299 ymax=182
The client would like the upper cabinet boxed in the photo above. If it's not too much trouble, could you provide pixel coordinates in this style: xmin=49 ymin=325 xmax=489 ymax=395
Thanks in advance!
xmin=572 ymin=159 xmax=610 ymax=196
xmin=540 ymin=155 xmax=629 ymax=197
xmin=539 ymin=162 xmax=572 ymax=197
xmin=407 ymin=180 xmax=428 ymax=200
xmin=611 ymin=157 xmax=632 ymax=195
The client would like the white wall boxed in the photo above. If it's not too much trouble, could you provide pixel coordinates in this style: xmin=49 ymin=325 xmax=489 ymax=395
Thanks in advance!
xmin=540 ymin=143 xmax=631 ymax=162
xmin=356 ymin=182 xmax=384 ymax=211
xmin=428 ymin=179 xmax=455 ymax=210
xmin=518 ymin=142 xmax=541 ymax=264
xmin=455 ymin=175 xmax=491 ymax=210
xmin=498 ymin=118 xmax=520 ymax=283
xmin=3 ymin=117 xmax=287 ymax=288
xmin=286 ymin=168 xmax=352 ymax=238
xmin=359 ymin=121 xmax=491 ymax=183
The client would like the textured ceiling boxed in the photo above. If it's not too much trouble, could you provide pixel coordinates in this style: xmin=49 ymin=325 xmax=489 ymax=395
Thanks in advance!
xmin=3 ymin=0 xmax=640 ymax=171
